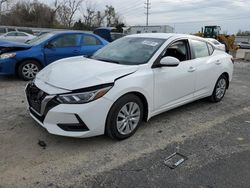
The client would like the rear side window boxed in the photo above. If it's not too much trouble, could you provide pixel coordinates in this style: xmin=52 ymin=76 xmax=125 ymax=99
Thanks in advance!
xmin=191 ymin=40 xmax=209 ymax=58
xmin=212 ymin=40 xmax=220 ymax=45
xmin=51 ymin=34 xmax=82 ymax=48
xmin=207 ymin=43 xmax=214 ymax=55
xmin=17 ymin=32 xmax=27 ymax=36
xmin=83 ymin=35 xmax=101 ymax=45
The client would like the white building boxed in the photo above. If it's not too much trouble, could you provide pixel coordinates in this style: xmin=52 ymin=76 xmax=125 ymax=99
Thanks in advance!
xmin=125 ymin=25 xmax=174 ymax=35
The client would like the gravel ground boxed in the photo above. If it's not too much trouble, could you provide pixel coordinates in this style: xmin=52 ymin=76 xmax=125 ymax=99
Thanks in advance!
xmin=0 ymin=61 xmax=250 ymax=188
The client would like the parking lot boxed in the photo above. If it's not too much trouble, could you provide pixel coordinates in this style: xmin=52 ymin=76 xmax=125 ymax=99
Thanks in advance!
xmin=0 ymin=60 xmax=250 ymax=187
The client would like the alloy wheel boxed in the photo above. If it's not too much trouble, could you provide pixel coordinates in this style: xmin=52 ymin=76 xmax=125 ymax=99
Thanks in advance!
xmin=116 ymin=102 xmax=141 ymax=135
xmin=216 ymin=78 xmax=226 ymax=99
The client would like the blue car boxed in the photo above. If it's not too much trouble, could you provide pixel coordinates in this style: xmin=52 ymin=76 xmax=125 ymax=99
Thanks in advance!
xmin=0 ymin=31 xmax=108 ymax=80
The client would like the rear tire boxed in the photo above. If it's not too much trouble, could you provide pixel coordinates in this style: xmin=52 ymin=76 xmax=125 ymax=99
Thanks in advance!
xmin=17 ymin=60 xmax=41 ymax=81
xmin=209 ymin=74 xmax=228 ymax=102
xmin=106 ymin=94 xmax=144 ymax=140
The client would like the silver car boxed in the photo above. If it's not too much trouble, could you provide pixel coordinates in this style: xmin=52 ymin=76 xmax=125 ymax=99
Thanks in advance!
xmin=237 ymin=42 xmax=250 ymax=49
xmin=0 ymin=31 xmax=35 ymax=43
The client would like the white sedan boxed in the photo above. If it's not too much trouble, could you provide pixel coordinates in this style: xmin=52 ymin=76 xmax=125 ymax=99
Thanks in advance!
xmin=206 ymin=38 xmax=226 ymax=52
xmin=0 ymin=31 xmax=35 ymax=43
xmin=25 ymin=33 xmax=234 ymax=139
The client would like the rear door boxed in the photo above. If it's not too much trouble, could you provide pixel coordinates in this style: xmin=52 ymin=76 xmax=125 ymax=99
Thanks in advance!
xmin=44 ymin=34 xmax=82 ymax=64
xmin=189 ymin=39 xmax=220 ymax=97
xmin=80 ymin=34 xmax=104 ymax=56
xmin=16 ymin=32 xmax=28 ymax=43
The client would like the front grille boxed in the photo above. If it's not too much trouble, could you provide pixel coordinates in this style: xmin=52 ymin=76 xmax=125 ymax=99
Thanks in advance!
xmin=26 ymin=83 xmax=48 ymax=114
xmin=26 ymin=82 xmax=60 ymax=123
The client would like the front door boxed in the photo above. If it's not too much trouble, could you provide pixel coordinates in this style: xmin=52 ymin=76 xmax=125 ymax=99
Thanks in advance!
xmin=44 ymin=34 xmax=82 ymax=64
xmin=153 ymin=39 xmax=196 ymax=110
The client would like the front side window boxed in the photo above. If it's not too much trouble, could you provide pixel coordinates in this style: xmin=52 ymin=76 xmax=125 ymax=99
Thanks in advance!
xmin=6 ymin=32 xmax=16 ymax=36
xmin=92 ymin=37 xmax=165 ymax=65
xmin=51 ymin=34 xmax=82 ymax=48
xmin=162 ymin=40 xmax=189 ymax=62
xmin=191 ymin=40 xmax=209 ymax=58
xmin=83 ymin=35 xmax=101 ymax=45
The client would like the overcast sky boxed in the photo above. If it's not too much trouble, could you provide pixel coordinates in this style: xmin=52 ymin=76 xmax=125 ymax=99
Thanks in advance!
xmin=46 ymin=0 xmax=250 ymax=34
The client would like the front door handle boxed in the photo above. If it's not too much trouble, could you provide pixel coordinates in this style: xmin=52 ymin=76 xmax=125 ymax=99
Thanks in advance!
xmin=215 ymin=60 xmax=221 ymax=65
xmin=73 ymin=50 xmax=80 ymax=54
xmin=188 ymin=66 xmax=196 ymax=72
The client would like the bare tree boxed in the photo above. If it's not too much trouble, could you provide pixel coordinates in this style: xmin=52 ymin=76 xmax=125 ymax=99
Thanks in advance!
xmin=93 ymin=10 xmax=106 ymax=27
xmin=66 ymin=0 xmax=83 ymax=27
xmin=81 ymin=1 xmax=96 ymax=29
xmin=2 ymin=1 xmax=60 ymax=28
xmin=49 ymin=0 xmax=61 ymax=26
xmin=105 ymin=5 xmax=115 ymax=27
xmin=0 ymin=0 xmax=8 ymax=12
xmin=57 ymin=3 xmax=71 ymax=27
xmin=0 ymin=0 xmax=11 ymax=23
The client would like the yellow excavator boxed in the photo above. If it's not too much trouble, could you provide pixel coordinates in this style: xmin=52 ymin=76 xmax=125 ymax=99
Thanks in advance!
xmin=195 ymin=26 xmax=238 ymax=53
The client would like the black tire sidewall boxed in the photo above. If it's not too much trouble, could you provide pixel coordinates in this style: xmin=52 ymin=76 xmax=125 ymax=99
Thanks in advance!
xmin=211 ymin=75 xmax=227 ymax=102
xmin=18 ymin=60 xmax=41 ymax=81
xmin=106 ymin=94 xmax=144 ymax=140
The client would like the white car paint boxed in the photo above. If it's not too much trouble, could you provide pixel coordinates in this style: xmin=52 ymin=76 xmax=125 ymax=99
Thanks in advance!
xmin=0 ymin=31 xmax=35 ymax=43
xmin=206 ymin=38 xmax=226 ymax=51
xmin=25 ymin=33 xmax=234 ymax=138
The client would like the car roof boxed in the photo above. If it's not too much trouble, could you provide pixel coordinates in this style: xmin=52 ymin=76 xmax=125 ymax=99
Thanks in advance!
xmin=50 ymin=30 xmax=92 ymax=35
xmin=126 ymin=33 xmax=207 ymax=41
xmin=5 ymin=31 xmax=29 ymax=34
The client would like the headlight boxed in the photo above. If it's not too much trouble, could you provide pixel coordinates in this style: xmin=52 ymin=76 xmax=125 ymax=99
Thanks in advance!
xmin=56 ymin=86 xmax=112 ymax=104
xmin=0 ymin=53 xmax=16 ymax=59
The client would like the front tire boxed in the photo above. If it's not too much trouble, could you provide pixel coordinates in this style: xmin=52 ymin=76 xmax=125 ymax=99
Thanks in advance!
xmin=209 ymin=75 xmax=228 ymax=102
xmin=17 ymin=60 xmax=41 ymax=81
xmin=106 ymin=94 xmax=144 ymax=140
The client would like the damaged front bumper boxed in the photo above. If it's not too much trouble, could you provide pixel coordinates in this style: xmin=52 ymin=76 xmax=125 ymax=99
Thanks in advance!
xmin=0 ymin=58 xmax=17 ymax=75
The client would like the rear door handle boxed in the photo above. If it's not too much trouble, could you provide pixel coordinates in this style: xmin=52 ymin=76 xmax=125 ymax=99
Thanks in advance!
xmin=188 ymin=66 xmax=196 ymax=72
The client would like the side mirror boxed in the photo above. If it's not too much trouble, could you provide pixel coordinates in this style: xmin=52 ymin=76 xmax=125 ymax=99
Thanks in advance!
xmin=44 ymin=43 xmax=54 ymax=49
xmin=159 ymin=56 xmax=180 ymax=67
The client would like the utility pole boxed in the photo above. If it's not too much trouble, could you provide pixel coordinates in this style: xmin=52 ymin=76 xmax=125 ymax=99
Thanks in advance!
xmin=144 ymin=0 xmax=150 ymax=26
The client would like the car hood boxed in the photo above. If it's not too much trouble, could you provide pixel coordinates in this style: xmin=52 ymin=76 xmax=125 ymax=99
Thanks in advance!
xmin=35 ymin=56 xmax=139 ymax=91
xmin=0 ymin=40 xmax=32 ymax=54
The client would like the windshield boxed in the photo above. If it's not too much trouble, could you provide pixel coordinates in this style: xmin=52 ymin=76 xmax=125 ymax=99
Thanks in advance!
xmin=92 ymin=37 xmax=165 ymax=65
xmin=25 ymin=33 xmax=54 ymax=45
